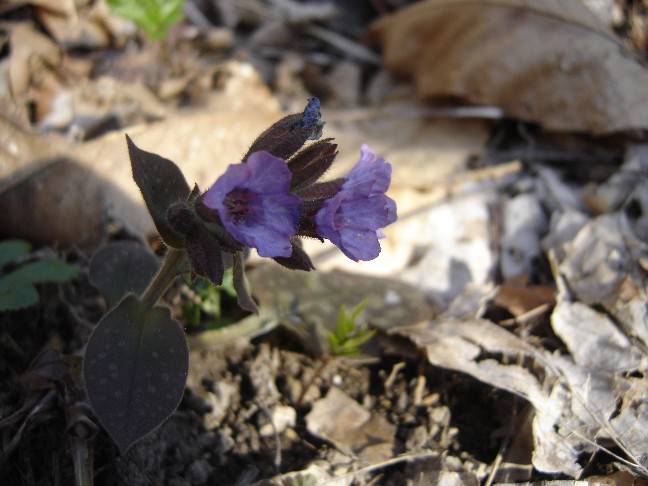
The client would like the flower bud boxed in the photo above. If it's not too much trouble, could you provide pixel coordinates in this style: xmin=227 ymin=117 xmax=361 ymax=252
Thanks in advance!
xmin=273 ymin=238 xmax=315 ymax=271
xmin=288 ymin=139 xmax=338 ymax=191
xmin=185 ymin=224 xmax=224 ymax=285
xmin=166 ymin=201 xmax=195 ymax=240
xmin=243 ymin=97 xmax=323 ymax=162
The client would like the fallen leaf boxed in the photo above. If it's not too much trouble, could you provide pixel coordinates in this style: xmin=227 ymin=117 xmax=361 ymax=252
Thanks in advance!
xmin=558 ymin=212 xmax=647 ymax=309
xmin=493 ymin=274 xmax=555 ymax=318
xmin=393 ymin=318 xmax=584 ymax=476
xmin=0 ymin=157 xmax=107 ymax=248
xmin=36 ymin=8 xmax=111 ymax=50
xmin=366 ymin=0 xmax=648 ymax=133
xmin=306 ymin=386 xmax=396 ymax=462
xmin=500 ymin=193 xmax=548 ymax=279
xmin=551 ymin=298 xmax=644 ymax=372
xmin=8 ymin=23 xmax=61 ymax=97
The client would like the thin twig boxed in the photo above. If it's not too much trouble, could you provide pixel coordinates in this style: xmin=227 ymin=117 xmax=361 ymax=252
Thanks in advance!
xmin=384 ymin=362 xmax=406 ymax=390
xmin=255 ymin=400 xmax=282 ymax=473
xmin=325 ymin=451 xmax=442 ymax=484
xmin=499 ymin=303 xmax=552 ymax=326
xmin=304 ymin=24 xmax=382 ymax=65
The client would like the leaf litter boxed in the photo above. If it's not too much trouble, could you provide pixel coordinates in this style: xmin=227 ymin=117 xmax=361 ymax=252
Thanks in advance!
xmin=1 ymin=0 xmax=648 ymax=484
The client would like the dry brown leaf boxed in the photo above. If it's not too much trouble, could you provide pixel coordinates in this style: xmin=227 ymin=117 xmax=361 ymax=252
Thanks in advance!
xmin=395 ymin=318 xmax=584 ymax=475
xmin=0 ymin=158 xmax=107 ymax=248
xmin=8 ymin=23 xmax=61 ymax=97
xmin=493 ymin=274 xmax=555 ymax=317
xmin=366 ymin=0 xmax=648 ymax=134
xmin=306 ymin=387 xmax=396 ymax=462
xmin=36 ymin=8 xmax=111 ymax=50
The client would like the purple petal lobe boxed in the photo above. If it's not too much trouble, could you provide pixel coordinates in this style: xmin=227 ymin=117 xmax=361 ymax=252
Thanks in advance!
xmin=203 ymin=151 xmax=301 ymax=258
xmin=314 ymin=145 xmax=397 ymax=262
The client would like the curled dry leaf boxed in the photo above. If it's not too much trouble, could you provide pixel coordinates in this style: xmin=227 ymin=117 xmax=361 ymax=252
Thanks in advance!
xmin=8 ymin=23 xmax=61 ymax=98
xmin=366 ymin=0 xmax=648 ymax=134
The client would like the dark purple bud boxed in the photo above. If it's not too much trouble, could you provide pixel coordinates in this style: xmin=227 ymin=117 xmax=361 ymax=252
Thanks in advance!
xmin=293 ymin=180 xmax=346 ymax=239
xmin=194 ymin=196 xmax=245 ymax=253
xmin=273 ymin=238 xmax=315 ymax=271
xmin=185 ymin=224 xmax=224 ymax=286
xmin=296 ymin=178 xmax=346 ymax=201
xmin=194 ymin=196 xmax=222 ymax=224
xmin=166 ymin=201 xmax=195 ymax=239
xmin=288 ymin=139 xmax=338 ymax=191
xmin=243 ymin=98 xmax=323 ymax=162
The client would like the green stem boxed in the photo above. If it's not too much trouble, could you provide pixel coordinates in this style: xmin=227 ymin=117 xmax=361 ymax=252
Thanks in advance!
xmin=141 ymin=248 xmax=186 ymax=307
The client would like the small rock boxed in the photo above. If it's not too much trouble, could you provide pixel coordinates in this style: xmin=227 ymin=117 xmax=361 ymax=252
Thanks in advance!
xmin=259 ymin=405 xmax=297 ymax=437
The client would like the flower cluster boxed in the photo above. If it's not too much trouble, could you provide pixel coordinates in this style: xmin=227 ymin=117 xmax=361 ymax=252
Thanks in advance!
xmin=167 ymin=98 xmax=397 ymax=288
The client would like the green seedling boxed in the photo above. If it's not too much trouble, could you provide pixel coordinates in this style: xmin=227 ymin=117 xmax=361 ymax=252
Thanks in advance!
xmin=327 ymin=300 xmax=375 ymax=356
xmin=182 ymin=271 xmax=237 ymax=331
xmin=0 ymin=239 xmax=80 ymax=312
xmin=297 ymin=300 xmax=375 ymax=406
xmin=107 ymin=0 xmax=186 ymax=40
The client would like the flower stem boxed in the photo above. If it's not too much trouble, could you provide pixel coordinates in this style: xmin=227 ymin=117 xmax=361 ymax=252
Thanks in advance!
xmin=141 ymin=248 xmax=186 ymax=307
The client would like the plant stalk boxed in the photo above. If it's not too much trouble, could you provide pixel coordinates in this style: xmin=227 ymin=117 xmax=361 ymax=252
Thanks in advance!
xmin=141 ymin=248 xmax=186 ymax=307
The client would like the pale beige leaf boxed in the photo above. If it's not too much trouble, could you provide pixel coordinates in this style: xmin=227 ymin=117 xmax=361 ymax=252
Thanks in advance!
xmin=306 ymin=387 xmax=396 ymax=462
xmin=396 ymin=318 xmax=584 ymax=475
xmin=366 ymin=0 xmax=648 ymax=134
xmin=551 ymin=299 xmax=644 ymax=372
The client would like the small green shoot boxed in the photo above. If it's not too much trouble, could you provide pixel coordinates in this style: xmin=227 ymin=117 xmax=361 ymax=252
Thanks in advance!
xmin=297 ymin=300 xmax=375 ymax=406
xmin=182 ymin=270 xmax=237 ymax=330
xmin=107 ymin=0 xmax=186 ymax=40
xmin=0 ymin=239 xmax=80 ymax=312
xmin=327 ymin=300 xmax=375 ymax=356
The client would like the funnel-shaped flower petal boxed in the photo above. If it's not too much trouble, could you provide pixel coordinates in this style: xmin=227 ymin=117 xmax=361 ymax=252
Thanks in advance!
xmin=202 ymin=151 xmax=301 ymax=258
xmin=314 ymin=145 xmax=397 ymax=261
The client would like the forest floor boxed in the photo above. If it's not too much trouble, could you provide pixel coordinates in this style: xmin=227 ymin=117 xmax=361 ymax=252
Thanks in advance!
xmin=1 ymin=1 xmax=648 ymax=485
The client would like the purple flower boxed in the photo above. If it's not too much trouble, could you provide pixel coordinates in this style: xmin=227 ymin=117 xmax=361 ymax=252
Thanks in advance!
xmin=202 ymin=151 xmax=301 ymax=258
xmin=314 ymin=144 xmax=397 ymax=261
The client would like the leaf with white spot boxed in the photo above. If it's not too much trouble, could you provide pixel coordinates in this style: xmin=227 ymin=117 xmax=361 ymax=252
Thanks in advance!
xmin=88 ymin=241 xmax=160 ymax=309
xmin=83 ymin=294 xmax=188 ymax=453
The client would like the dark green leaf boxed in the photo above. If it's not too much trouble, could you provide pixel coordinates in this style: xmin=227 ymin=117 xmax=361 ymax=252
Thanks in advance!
xmin=0 ymin=239 xmax=32 ymax=268
xmin=8 ymin=258 xmax=79 ymax=284
xmin=89 ymin=242 xmax=160 ymax=309
xmin=0 ymin=280 xmax=38 ymax=311
xmin=127 ymin=134 xmax=190 ymax=248
xmin=83 ymin=295 xmax=188 ymax=453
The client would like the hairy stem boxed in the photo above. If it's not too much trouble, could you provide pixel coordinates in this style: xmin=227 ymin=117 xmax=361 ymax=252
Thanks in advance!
xmin=141 ymin=248 xmax=186 ymax=307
